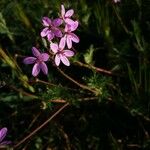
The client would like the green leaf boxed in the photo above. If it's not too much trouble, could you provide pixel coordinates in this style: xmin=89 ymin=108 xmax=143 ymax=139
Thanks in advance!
xmin=84 ymin=45 xmax=95 ymax=64
xmin=0 ymin=12 xmax=14 ymax=41
xmin=131 ymin=20 xmax=144 ymax=52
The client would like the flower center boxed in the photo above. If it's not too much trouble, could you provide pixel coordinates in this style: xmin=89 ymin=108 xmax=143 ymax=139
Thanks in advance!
xmin=57 ymin=48 xmax=64 ymax=55
xmin=37 ymin=55 xmax=44 ymax=62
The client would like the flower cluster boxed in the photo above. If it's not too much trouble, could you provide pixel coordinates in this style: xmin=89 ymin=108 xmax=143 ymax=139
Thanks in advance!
xmin=24 ymin=5 xmax=79 ymax=77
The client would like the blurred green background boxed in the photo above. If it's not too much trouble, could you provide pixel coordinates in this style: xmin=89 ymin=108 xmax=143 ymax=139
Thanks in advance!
xmin=0 ymin=0 xmax=150 ymax=149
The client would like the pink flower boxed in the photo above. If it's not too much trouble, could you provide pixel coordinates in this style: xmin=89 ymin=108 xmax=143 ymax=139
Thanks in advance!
xmin=64 ymin=21 xmax=79 ymax=49
xmin=23 ymin=47 xmax=49 ymax=77
xmin=113 ymin=0 xmax=121 ymax=3
xmin=41 ymin=17 xmax=63 ymax=41
xmin=61 ymin=5 xmax=75 ymax=25
xmin=50 ymin=38 xmax=74 ymax=66
xmin=0 ymin=127 xmax=11 ymax=146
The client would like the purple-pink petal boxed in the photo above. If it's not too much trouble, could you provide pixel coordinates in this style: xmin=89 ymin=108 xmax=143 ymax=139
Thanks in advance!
xmin=52 ymin=18 xmax=63 ymax=27
xmin=42 ymin=17 xmax=51 ymax=26
xmin=40 ymin=62 xmax=48 ymax=75
xmin=47 ymin=31 xmax=54 ymax=41
xmin=40 ymin=27 xmax=49 ymax=37
xmin=65 ymin=18 xmax=75 ymax=26
xmin=60 ymin=54 xmax=70 ymax=66
xmin=59 ymin=37 xmax=66 ymax=49
xmin=32 ymin=63 xmax=40 ymax=77
xmin=65 ymin=9 xmax=74 ymax=18
xmin=64 ymin=24 xmax=71 ymax=32
xmin=0 ymin=128 xmax=7 ymax=143
xmin=50 ymin=43 xmax=58 ymax=53
xmin=64 ymin=50 xmax=74 ymax=57
xmin=23 ymin=57 xmax=36 ymax=64
xmin=66 ymin=21 xmax=78 ymax=32
xmin=70 ymin=33 xmax=80 ymax=43
xmin=71 ymin=21 xmax=79 ymax=31
xmin=40 ymin=53 xmax=49 ymax=61
xmin=61 ymin=5 xmax=65 ymax=18
xmin=32 ymin=47 xmax=41 ymax=57
xmin=53 ymin=28 xmax=62 ymax=37
xmin=55 ymin=54 xmax=61 ymax=66
xmin=66 ymin=35 xmax=72 ymax=49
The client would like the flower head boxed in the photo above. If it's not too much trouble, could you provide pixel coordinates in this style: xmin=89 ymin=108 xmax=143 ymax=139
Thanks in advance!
xmin=0 ymin=127 xmax=11 ymax=146
xmin=64 ymin=21 xmax=79 ymax=49
xmin=41 ymin=17 xmax=63 ymax=41
xmin=50 ymin=38 xmax=74 ymax=66
xmin=61 ymin=5 xmax=75 ymax=25
xmin=23 ymin=47 xmax=49 ymax=76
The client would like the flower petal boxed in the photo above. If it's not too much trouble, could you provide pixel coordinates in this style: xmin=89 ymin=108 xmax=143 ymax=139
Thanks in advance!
xmin=42 ymin=17 xmax=51 ymax=26
xmin=72 ymin=21 xmax=79 ymax=31
xmin=64 ymin=24 xmax=70 ymax=32
xmin=61 ymin=5 xmax=65 ymax=18
xmin=55 ymin=54 xmax=60 ymax=66
xmin=53 ymin=28 xmax=62 ymax=37
xmin=32 ymin=63 xmax=40 ymax=77
xmin=69 ymin=21 xmax=79 ymax=31
xmin=50 ymin=43 xmax=58 ymax=53
xmin=65 ymin=18 xmax=75 ymax=25
xmin=40 ymin=53 xmax=49 ymax=61
xmin=0 ymin=128 xmax=7 ymax=143
xmin=63 ymin=50 xmax=74 ymax=57
xmin=23 ymin=57 xmax=36 ymax=64
xmin=64 ymin=21 xmax=78 ymax=32
xmin=60 ymin=54 xmax=70 ymax=66
xmin=52 ymin=18 xmax=63 ymax=27
xmin=40 ymin=27 xmax=49 ymax=37
xmin=65 ymin=9 xmax=74 ymax=17
xmin=59 ymin=37 xmax=66 ymax=49
xmin=70 ymin=33 xmax=79 ymax=43
xmin=66 ymin=35 xmax=72 ymax=49
xmin=32 ymin=47 xmax=41 ymax=57
xmin=47 ymin=31 xmax=54 ymax=41
xmin=40 ymin=62 xmax=48 ymax=75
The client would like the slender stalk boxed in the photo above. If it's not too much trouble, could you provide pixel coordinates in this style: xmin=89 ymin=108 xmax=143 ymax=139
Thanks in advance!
xmin=112 ymin=5 xmax=131 ymax=35
xmin=57 ymin=67 xmax=99 ymax=95
xmin=74 ymin=61 xmax=119 ymax=76
xmin=50 ymin=97 xmax=98 ymax=103
xmin=35 ymin=78 xmax=57 ymax=87
xmin=35 ymin=78 xmax=82 ymax=93
xmin=9 ymin=85 xmax=38 ymax=99
xmin=14 ymin=103 xmax=69 ymax=148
